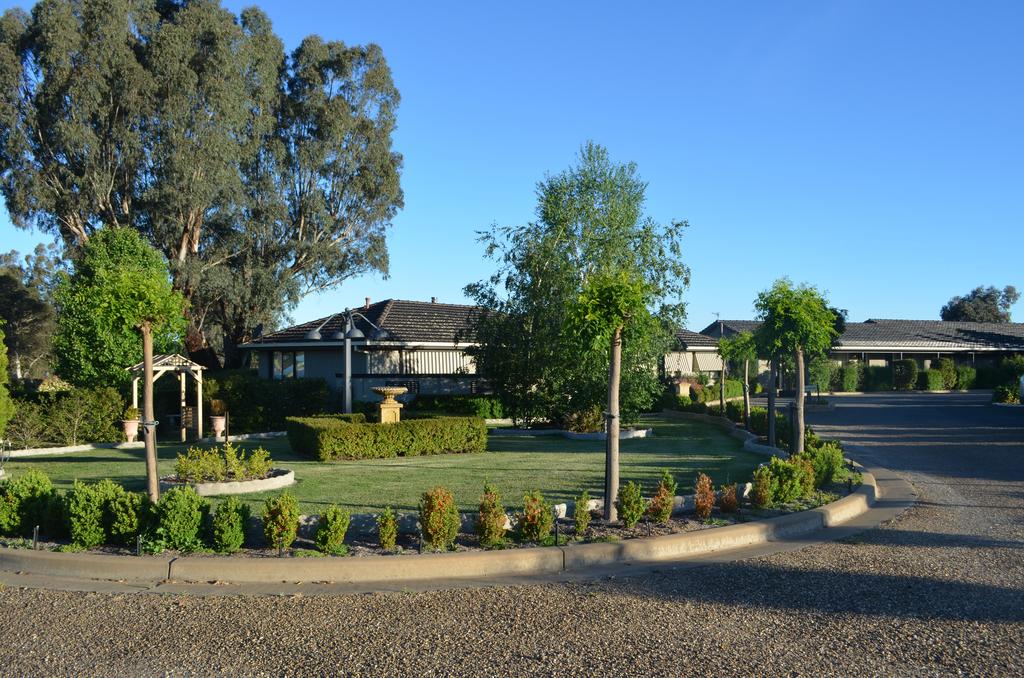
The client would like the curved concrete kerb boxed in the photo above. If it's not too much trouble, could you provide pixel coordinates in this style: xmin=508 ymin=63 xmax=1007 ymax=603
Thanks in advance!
xmin=159 ymin=469 xmax=295 ymax=497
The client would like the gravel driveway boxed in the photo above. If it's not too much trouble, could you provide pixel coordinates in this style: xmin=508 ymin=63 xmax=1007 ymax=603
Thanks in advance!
xmin=2 ymin=392 xmax=1022 ymax=676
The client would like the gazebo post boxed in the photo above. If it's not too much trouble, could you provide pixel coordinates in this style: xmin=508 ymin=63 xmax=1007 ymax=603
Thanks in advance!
xmin=179 ymin=371 xmax=187 ymax=443
xmin=132 ymin=377 xmax=140 ymax=410
xmin=197 ymin=374 xmax=204 ymax=440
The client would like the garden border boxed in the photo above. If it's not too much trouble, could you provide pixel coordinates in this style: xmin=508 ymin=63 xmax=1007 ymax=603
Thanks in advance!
xmin=8 ymin=431 xmax=287 ymax=458
xmin=159 ymin=469 xmax=295 ymax=497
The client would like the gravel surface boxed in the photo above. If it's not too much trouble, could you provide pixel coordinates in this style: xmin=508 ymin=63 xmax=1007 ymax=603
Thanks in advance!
xmin=1 ymin=392 xmax=1022 ymax=676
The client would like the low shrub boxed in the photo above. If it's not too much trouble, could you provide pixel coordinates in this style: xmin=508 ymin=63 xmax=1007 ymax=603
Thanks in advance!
xmin=158 ymin=487 xmax=207 ymax=552
xmin=174 ymin=442 xmax=276 ymax=483
xmin=919 ymin=369 xmax=944 ymax=391
xmin=411 ymin=394 xmax=504 ymax=419
xmin=517 ymin=490 xmax=554 ymax=543
xmin=210 ymin=496 xmax=249 ymax=554
xmin=315 ymin=505 xmax=351 ymax=555
xmin=725 ymin=400 xmax=743 ymax=424
xmin=767 ymin=457 xmax=811 ymax=505
xmin=808 ymin=356 xmax=839 ymax=394
xmin=748 ymin=407 xmax=792 ymax=449
xmin=803 ymin=439 xmax=845 ymax=487
xmin=840 ymin=363 xmax=862 ymax=392
xmin=476 ymin=482 xmax=507 ymax=548
xmin=752 ymin=466 xmax=773 ymax=508
xmin=616 ymin=481 xmax=645 ymax=528
xmin=648 ymin=470 xmax=677 ymax=524
xmin=863 ymin=366 xmax=893 ymax=392
xmin=0 ymin=469 xmax=56 ymax=536
xmin=560 ymin=407 xmax=604 ymax=433
xmin=956 ymin=366 xmax=977 ymax=390
xmin=993 ymin=384 xmax=1021 ymax=404
xmin=6 ymin=400 xmax=47 ymax=449
xmin=573 ymin=489 xmax=592 ymax=537
xmin=377 ymin=506 xmax=398 ymax=551
xmin=419 ymin=487 xmax=460 ymax=551
xmin=66 ymin=480 xmax=106 ymax=548
xmin=717 ymin=483 xmax=738 ymax=513
xmin=694 ymin=473 xmax=715 ymax=520
xmin=790 ymin=455 xmax=816 ymax=497
xmin=263 ymin=492 xmax=300 ymax=552
xmin=47 ymin=387 xmax=124 ymax=446
xmin=936 ymin=358 xmax=957 ymax=390
xmin=893 ymin=359 xmax=918 ymax=391
xmin=106 ymin=488 xmax=145 ymax=546
xmin=286 ymin=416 xmax=488 ymax=461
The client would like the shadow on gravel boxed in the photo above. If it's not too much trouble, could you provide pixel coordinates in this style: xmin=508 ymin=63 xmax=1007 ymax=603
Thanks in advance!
xmin=837 ymin=529 xmax=1024 ymax=551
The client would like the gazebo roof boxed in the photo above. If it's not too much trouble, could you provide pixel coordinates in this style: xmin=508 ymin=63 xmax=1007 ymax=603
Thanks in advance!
xmin=126 ymin=353 xmax=206 ymax=373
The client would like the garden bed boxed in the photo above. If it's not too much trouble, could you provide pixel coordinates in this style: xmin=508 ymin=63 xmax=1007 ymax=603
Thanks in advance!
xmin=159 ymin=469 xmax=295 ymax=497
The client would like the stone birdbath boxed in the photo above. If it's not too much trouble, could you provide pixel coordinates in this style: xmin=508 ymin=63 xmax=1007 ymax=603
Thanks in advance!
xmin=372 ymin=386 xmax=408 ymax=423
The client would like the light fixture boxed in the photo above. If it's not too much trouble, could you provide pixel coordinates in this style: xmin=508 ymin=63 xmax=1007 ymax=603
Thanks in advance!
xmin=304 ymin=328 xmax=322 ymax=341
xmin=345 ymin=326 xmax=366 ymax=340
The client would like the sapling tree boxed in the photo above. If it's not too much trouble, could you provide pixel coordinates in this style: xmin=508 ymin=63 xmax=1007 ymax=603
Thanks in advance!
xmin=718 ymin=331 xmax=758 ymax=430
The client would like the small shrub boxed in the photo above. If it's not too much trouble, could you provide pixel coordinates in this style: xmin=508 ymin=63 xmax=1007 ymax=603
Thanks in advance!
xmin=174 ymin=443 xmax=275 ymax=483
xmin=573 ymin=490 xmax=592 ymax=537
xmin=718 ymin=483 xmax=738 ymax=513
xmin=694 ymin=473 xmax=715 ymax=520
xmin=419 ymin=487 xmax=460 ymax=551
xmin=790 ymin=455 xmax=816 ymax=497
xmin=767 ymin=457 xmax=810 ymax=505
xmin=6 ymin=401 xmax=47 ymax=449
xmin=993 ymin=384 xmax=1020 ymax=404
xmin=315 ymin=505 xmax=351 ymax=555
xmin=263 ymin=492 xmax=300 ymax=552
xmin=648 ymin=470 xmax=677 ymax=524
xmin=561 ymin=407 xmax=604 ymax=433
xmin=936 ymin=358 xmax=957 ymax=390
xmin=893 ymin=359 xmax=918 ymax=391
xmin=919 ymin=369 xmax=944 ymax=391
xmin=66 ymin=480 xmax=105 ymax=548
xmin=245 ymin=447 xmax=273 ymax=479
xmin=840 ymin=363 xmax=862 ymax=392
xmin=616 ymin=481 xmax=646 ymax=528
xmin=517 ymin=490 xmax=554 ymax=543
xmin=476 ymin=482 xmax=507 ymax=548
xmin=107 ymin=491 xmax=145 ymax=546
xmin=378 ymin=506 xmax=398 ymax=551
xmin=956 ymin=366 xmax=977 ymax=390
xmin=210 ymin=497 xmax=249 ymax=554
xmin=725 ymin=400 xmax=743 ymax=423
xmin=3 ymin=469 xmax=56 ymax=536
xmin=752 ymin=466 xmax=773 ymax=508
xmin=803 ymin=439 xmax=844 ymax=487
xmin=158 ymin=487 xmax=207 ymax=552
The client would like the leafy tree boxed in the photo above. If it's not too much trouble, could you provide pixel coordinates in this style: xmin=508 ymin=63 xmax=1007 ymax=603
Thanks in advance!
xmin=718 ymin=332 xmax=757 ymax=430
xmin=0 ymin=321 xmax=14 ymax=436
xmin=0 ymin=244 xmax=62 ymax=379
xmin=940 ymin=286 xmax=1019 ymax=323
xmin=754 ymin=279 xmax=837 ymax=454
xmin=0 ymin=1 xmax=403 ymax=366
xmin=466 ymin=142 xmax=689 ymax=431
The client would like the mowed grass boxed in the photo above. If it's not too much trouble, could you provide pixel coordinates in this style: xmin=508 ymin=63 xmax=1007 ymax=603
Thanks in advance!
xmin=4 ymin=415 xmax=763 ymax=515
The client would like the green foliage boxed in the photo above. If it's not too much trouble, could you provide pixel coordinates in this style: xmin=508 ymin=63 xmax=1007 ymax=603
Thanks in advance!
xmin=725 ymin=400 xmax=744 ymax=423
xmin=941 ymin=285 xmax=1019 ymax=322
xmin=573 ymin=490 xmax=592 ymax=537
xmin=5 ymin=399 xmax=46 ymax=449
xmin=53 ymin=228 xmax=186 ymax=387
xmin=107 ymin=491 xmax=145 ymax=547
xmin=766 ymin=457 xmax=812 ymax=505
xmin=377 ymin=506 xmax=398 ymax=551
xmin=476 ymin=482 xmax=508 ymax=548
xmin=464 ymin=143 xmax=688 ymax=427
xmin=315 ymin=505 xmax=351 ymax=555
xmin=753 ymin=279 xmax=837 ymax=365
xmin=411 ymin=395 xmax=504 ymax=419
xmin=47 ymin=387 xmax=124 ymax=446
xmin=993 ymin=384 xmax=1020 ymax=404
xmin=65 ymin=480 xmax=106 ymax=548
xmin=955 ymin=366 xmax=977 ymax=390
xmin=863 ymin=366 xmax=893 ymax=392
xmin=752 ymin=466 xmax=773 ymax=508
xmin=262 ymin=492 xmax=300 ymax=552
xmin=839 ymin=363 xmax=862 ymax=392
xmin=560 ymin=406 xmax=605 ymax=433
xmin=158 ymin=487 xmax=207 ymax=552
xmin=0 ymin=469 xmax=55 ymax=536
xmin=648 ymin=469 xmax=677 ymax=524
xmin=517 ymin=490 xmax=554 ymax=543
xmin=935 ymin=358 xmax=957 ymax=390
xmin=286 ymin=416 xmax=487 ymax=461
xmin=616 ymin=481 xmax=646 ymax=528
xmin=694 ymin=472 xmax=715 ymax=520
xmin=210 ymin=496 xmax=249 ymax=554
xmin=174 ymin=442 xmax=275 ymax=483
xmin=893 ymin=359 xmax=918 ymax=391
xmin=691 ymin=379 xmax=744 ymax=404
xmin=802 ymin=439 xmax=845 ymax=487
xmin=718 ymin=332 xmax=758 ymax=370
xmin=0 ymin=322 xmax=14 ymax=435
xmin=419 ymin=487 xmax=460 ymax=551
xmin=808 ymin=356 xmax=838 ymax=393
xmin=748 ymin=407 xmax=792 ymax=449
xmin=203 ymin=370 xmax=330 ymax=433
xmin=919 ymin=369 xmax=945 ymax=391
xmin=0 ymin=246 xmax=60 ymax=381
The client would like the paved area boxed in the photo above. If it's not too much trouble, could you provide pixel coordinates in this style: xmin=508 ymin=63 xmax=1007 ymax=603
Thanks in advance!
xmin=1 ymin=392 xmax=1022 ymax=675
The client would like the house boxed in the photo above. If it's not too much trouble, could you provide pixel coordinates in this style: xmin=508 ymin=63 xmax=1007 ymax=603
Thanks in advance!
xmin=700 ymin=318 xmax=1024 ymax=369
xmin=240 ymin=298 xmax=483 ymax=401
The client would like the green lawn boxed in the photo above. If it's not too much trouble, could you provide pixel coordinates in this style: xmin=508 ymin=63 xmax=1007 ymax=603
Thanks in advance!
xmin=4 ymin=415 xmax=763 ymax=515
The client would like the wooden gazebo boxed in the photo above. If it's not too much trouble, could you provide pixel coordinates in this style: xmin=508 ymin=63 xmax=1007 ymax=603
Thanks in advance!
xmin=127 ymin=354 xmax=205 ymax=441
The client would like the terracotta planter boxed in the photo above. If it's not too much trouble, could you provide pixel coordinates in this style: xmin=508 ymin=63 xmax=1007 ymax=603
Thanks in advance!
xmin=122 ymin=419 xmax=140 ymax=443
xmin=210 ymin=415 xmax=226 ymax=437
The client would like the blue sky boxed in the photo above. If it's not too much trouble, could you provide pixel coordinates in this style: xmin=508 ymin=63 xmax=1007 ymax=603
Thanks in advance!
xmin=1 ymin=1 xmax=1021 ymax=330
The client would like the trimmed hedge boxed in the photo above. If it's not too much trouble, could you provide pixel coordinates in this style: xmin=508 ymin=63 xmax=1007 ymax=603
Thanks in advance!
xmin=863 ymin=366 xmax=893 ymax=392
xmin=286 ymin=415 xmax=488 ymax=461
xmin=893 ymin=359 xmax=918 ymax=391
xmin=919 ymin=369 xmax=944 ymax=391
xmin=839 ymin=363 xmax=862 ymax=392
xmin=410 ymin=395 xmax=504 ymax=419
xmin=956 ymin=366 xmax=977 ymax=390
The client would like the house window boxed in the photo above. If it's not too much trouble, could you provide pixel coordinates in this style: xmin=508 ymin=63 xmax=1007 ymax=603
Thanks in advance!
xmin=272 ymin=351 xmax=306 ymax=379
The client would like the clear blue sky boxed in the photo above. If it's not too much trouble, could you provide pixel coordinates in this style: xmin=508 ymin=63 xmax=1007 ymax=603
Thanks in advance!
xmin=2 ymin=1 xmax=1021 ymax=330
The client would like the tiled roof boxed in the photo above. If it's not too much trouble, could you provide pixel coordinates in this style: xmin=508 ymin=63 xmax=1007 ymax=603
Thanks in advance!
xmin=837 ymin=319 xmax=1024 ymax=350
xmin=699 ymin=320 xmax=762 ymax=337
xmin=675 ymin=329 xmax=719 ymax=349
xmin=245 ymin=299 xmax=481 ymax=346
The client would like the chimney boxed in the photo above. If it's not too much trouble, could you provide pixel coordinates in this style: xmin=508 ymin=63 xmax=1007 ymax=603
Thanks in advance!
xmin=364 ymin=297 xmax=371 ymax=310
xmin=431 ymin=296 xmax=437 ymax=304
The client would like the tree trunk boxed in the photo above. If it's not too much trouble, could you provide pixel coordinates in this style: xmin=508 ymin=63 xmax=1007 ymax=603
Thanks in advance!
xmin=719 ymin=359 xmax=726 ymax=416
xmin=604 ymin=326 xmax=622 ymax=522
xmin=742 ymin=359 xmax=751 ymax=431
xmin=767 ymin=357 xmax=777 ymax=448
xmin=141 ymin=321 xmax=159 ymax=503
xmin=794 ymin=346 xmax=806 ymax=455
xmin=13 ymin=353 xmax=22 ymax=381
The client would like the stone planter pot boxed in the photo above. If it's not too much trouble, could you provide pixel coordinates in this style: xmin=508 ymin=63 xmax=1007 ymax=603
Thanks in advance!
xmin=122 ymin=419 xmax=140 ymax=443
xmin=160 ymin=468 xmax=295 ymax=497
xmin=210 ymin=415 xmax=226 ymax=437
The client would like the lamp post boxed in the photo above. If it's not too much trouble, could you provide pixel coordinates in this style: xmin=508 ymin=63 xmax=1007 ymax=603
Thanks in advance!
xmin=313 ymin=310 xmax=389 ymax=414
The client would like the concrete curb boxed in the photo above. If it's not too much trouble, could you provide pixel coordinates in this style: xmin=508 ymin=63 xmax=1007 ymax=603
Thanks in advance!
xmin=9 ymin=431 xmax=287 ymax=458
xmin=159 ymin=469 xmax=296 ymax=497
xmin=0 ymin=470 xmax=879 ymax=586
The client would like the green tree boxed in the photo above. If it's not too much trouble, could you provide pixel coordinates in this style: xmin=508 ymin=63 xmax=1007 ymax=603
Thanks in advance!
xmin=940 ymin=285 xmax=1019 ymax=323
xmin=754 ymin=279 xmax=837 ymax=454
xmin=718 ymin=331 xmax=758 ymax=430
xmin=0 ymin=321 xmax=14 ymax=436
xmin=0 ymin=244 xmax=62 ymax=379
xmin=466 ymin=142 xmax=689 ymax=430
xmin=0 ymin=2 xmax=403 ymax=366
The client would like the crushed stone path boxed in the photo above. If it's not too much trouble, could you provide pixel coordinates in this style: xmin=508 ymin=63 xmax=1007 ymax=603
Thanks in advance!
xmin=1 ymin=392 xmax=1022 ymax=675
